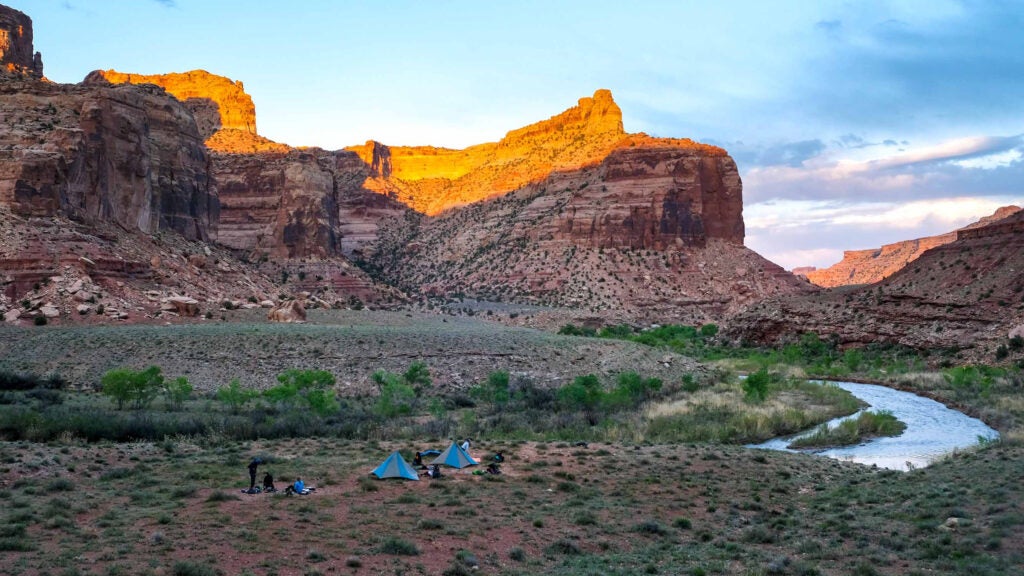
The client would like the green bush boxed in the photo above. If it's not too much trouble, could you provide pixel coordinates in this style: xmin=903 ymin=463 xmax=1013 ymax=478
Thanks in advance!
xmin=372 ymin=370 xmax=416 ymax=417
xmin=101 ymin=366 xmax=164 ymax=410
xmin=216 ymin=379 xmax=258 ymax=413
xmin=164 ymin=377 xmax=192 ymax=410
xmin=265 ymin=369 xmax=338 ymax=416
xmin=742 ymin=369 xmax=771 ymax=403
xmin=379 ymin=537 xmax=419 ymax=555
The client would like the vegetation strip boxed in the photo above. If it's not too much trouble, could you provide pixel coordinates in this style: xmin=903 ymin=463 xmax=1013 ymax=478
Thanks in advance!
xmin=788 ymin=410 xmax=908 ymax=449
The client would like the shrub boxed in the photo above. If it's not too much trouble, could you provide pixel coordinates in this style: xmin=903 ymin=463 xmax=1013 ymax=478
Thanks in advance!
xmin=265 ymin=369 xmax=338 ymax=416
xmin=634 ymin=520 xmax=668 ymax=536
xmin=372 ymin=370 xmax=416 ymax=417
xmin=673 ymin=517 xmax=693 ymax=529
xmin=33 ymin=315 xmax=47 ymax=326
xmin=742 ymin=369 xmax=771 ymax=403
xmin=545 ymin=539 xmax=581 ymax=555
xmin=172 ymin=561 xmax=219 ymax=576
xmin=1010 ymin=335 xmax=1024 ymax=351
xmin=700 ymin=324 xmax=719 ymax=337
xmin=217 ymin=379 xmax=258 ymax=413
xmin=164 ymin=377 xmax=192 ymax=410
xmin=45 ymin=478 xmax=74 ymax=493
xmin=379 ymin=537 xmax=419 ymax=555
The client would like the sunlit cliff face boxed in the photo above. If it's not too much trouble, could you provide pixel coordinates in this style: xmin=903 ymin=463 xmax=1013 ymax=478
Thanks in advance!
xmin=346 ymin=89 xmax=727 ymax=217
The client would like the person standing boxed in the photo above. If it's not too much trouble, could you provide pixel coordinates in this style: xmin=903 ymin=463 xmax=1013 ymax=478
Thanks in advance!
xmin=247 ymin=457 xmax=261 ymax=491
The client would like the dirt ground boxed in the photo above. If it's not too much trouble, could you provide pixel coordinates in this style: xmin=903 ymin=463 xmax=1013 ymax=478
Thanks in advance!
xmin=2 ymin=436 xmax=1022 ymax=576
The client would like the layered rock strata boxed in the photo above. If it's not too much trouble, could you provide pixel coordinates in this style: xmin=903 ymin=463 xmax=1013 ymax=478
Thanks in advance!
xmin=726 ymin=210 xmax=1024 ymax=361
xmin=805 ymin=206 xmax=1021 ymax=288
xmin=87 ymin=69 xmax=288 ymax=154
xmin=0 ymin=5 xmax=42 ymax=76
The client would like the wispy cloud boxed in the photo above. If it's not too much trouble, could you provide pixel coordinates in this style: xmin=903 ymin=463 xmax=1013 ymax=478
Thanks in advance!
xmin=151 ymin=0 xmax=176 ymax=7
xmin=743 ymin=133 xmax=1024 ymax=204
xmin=745 ymin=196 xmax=1023 ymax=269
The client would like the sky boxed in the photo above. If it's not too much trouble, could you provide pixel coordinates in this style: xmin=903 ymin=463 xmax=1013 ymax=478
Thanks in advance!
xmin=9 ymin=0 xmax=1023 ymax=270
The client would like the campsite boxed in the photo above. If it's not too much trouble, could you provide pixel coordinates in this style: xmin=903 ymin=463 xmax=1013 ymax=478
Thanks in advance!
xmin=3 ymin=431 xmax=1024 ymax=575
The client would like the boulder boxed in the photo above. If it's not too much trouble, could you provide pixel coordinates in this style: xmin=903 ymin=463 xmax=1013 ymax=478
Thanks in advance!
xmin=267 ymin=300 xmax=306 ymax=323
xmin=165 ymin=296 xmax=200 ymax=317
xmin=76 ymin=304 xmax=91 ymax=315
xmin=4 ymin=308 xmax=21 ymax=323
xmin=40 ymin=305 xmax=59 ymax=318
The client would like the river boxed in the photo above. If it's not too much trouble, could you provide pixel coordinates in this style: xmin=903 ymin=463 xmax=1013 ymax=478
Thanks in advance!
xmin=749 ymin=381 xmax=1000 ymax=471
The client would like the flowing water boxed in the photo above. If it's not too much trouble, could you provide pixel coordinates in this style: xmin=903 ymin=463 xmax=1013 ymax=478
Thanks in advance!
xmin=750 ymin=381 xmax=999 ymax=471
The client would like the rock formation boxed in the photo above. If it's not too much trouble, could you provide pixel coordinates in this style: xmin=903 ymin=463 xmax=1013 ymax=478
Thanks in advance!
xmin=88 ymin=73 xmax=803 ymax=322
xmin=0 ymin=5 xmax=42 ymax=76
xmin=805 ymin=206 xmax=1021 ymax=288
xmin=365 ymin=91 xmax=803 ymax=322
xmin=87 ymin=69 xmax=287 ymax=154
xmin=0 ymin=74 xmax=218 ymax=241
xmin=725 ymin=209 xmax=1024 ymax=361
xmin=267 ymin=299 xmax=305 ymax=323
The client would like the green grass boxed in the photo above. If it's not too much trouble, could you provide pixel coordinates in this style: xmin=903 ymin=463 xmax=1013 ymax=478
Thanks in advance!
xmin=789 ymin=410 xmax=907 ymax=449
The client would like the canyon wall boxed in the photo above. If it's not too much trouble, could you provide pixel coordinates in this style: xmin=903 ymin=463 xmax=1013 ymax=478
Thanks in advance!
xmin=726 ymin=210 xmax=1024 ymax=359
xmin=0 ymin=75 xmax=217 ymax=242
xmin=805 ymin=206 xmax=1021 ymax=288
xmin=0 ymin=5 xmax=41 ymax=76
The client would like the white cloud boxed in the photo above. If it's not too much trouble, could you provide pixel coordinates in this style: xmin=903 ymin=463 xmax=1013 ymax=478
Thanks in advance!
xmin=745 ymin=196 xmax=1023 ymax=270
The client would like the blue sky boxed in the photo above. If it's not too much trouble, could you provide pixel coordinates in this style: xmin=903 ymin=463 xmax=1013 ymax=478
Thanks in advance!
xmin=10 ymin=0 xmax=1023 ymax=270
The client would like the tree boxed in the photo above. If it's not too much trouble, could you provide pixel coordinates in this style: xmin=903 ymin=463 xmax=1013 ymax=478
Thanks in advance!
xmin=217 ymin=379 xmax=258 ymax=414
xmin=469 ymin=370 xmax=510 ymax=406
xmin=264 ymin=369 xmax=338 ymax=416
xmin=164 ymin=376 xmax=193 ymax=410
xmin=372 ymin=370 xmax=416 ymax=417
xmin=101 ymin=366 xmax=164 ymax=410
xmin=605 ymin=372 xmax=662 ymax=410
xmin=402 ymin=361 xmax=432 ymax=392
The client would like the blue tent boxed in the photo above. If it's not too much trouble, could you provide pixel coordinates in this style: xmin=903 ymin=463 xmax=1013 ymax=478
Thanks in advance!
xmin=430 ymin=442 xmax=478 ymax=469
xmin=372 ymin=451 xmax=420 ymax=481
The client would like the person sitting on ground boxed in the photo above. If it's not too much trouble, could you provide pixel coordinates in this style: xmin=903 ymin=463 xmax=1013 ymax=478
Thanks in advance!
xmin=413 ymin=451 xmax=423 ymax=468
xmin=263 ymin=471 xmax=276 ymax=492
xmin=461 ymin=438 xmax=471 ymax=452
xmin=486 ymin=462 xmax=502 ymax=475
xmin=427 ymin=465 xmax=443 ymax=479
xmin=284 ymin=477 xmax=310 ymax=495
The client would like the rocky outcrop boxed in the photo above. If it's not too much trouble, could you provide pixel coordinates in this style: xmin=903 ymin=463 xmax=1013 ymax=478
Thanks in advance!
xmin=267 ymin=299 xmax=305 ymax=323
xmin=213 ymin=147 xmax=410 ymax=259
xmin=372 ymin=123 xmax=803 ymax=322
xmin=88 ymin=69 xmax=289 ymax=154
xmin=726 ymin=210 xmax=1024 ymax=361
xmin=805 ymin=206 xmax=1021 ymax=288
xmin=0 ymin=5 xmax=42 ymax=76
xmin=69 ymin=61 xmax=798 ymax=321
xmin=90 ymin=70 xmax=254 ymax=138
xmin=0 ymin=74 xmax=218 ymax=241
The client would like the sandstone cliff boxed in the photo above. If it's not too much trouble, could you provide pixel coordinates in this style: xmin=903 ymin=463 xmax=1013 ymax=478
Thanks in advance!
xmin=804 ymin=206 xmax=1021 ymax=288
xmin=726 ymin=209 xmax=1024 ymax=361
xmin=0 ymin=5 xmax=41 ymax=76
xmin=0 ymin=69 xmax=217 ymax=243
xmin=369 ymin=101 xmax=805 ymax=323
xmin=75 ymin=68 xmax=803 ymax=321
xmin=88 ymin=69 xmax=288 ymax=154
